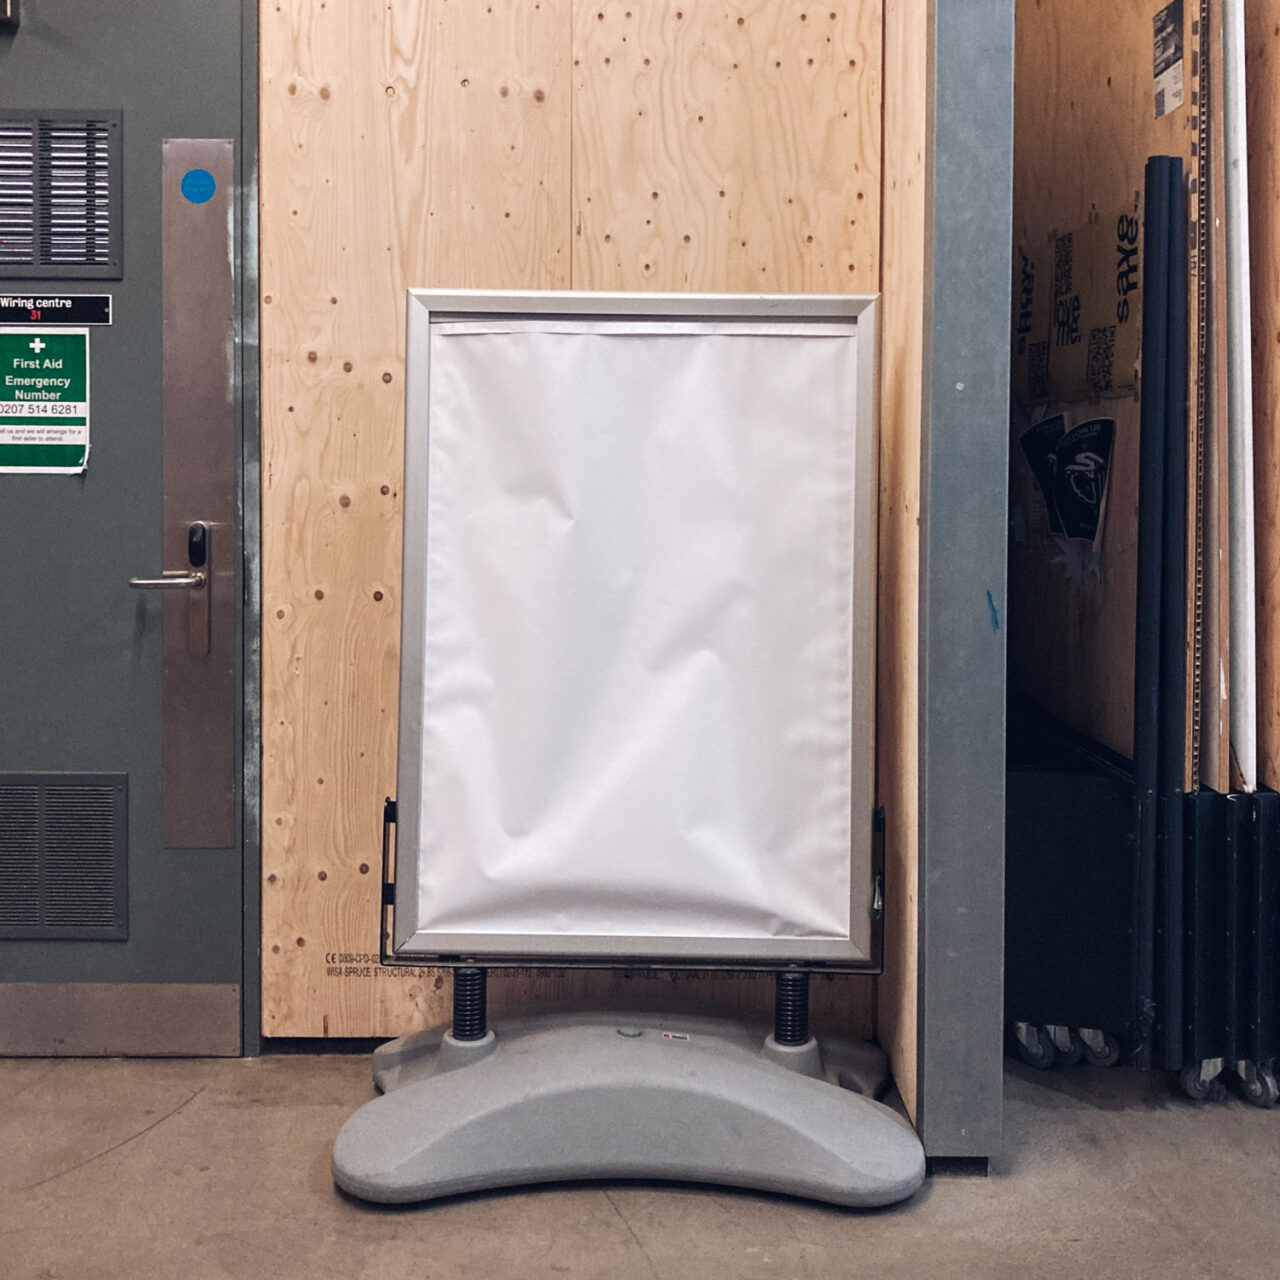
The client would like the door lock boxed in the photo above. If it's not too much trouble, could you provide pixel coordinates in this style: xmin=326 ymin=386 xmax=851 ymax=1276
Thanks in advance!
xmin=129 ymin=522 xmax=211 ymax=655
xmin=187 ymin=520 xmax=209 ymax=568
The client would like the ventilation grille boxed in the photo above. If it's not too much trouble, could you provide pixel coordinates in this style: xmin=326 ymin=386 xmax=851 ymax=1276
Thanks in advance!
xmin=0 ymin=785 xmax=40 ymax=926
xmin=40 ymin=119 xmax=114 ymax=268
xmin=0 ymin=110 xmax=122 ymax=279
xmin=0 ymin=122 xmax=36 ymax=268
xmin=0 ymin=774 xmax=128 ymax=940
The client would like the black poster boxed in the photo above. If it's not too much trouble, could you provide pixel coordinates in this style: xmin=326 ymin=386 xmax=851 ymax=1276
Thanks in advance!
xmin=1052 ymin=417 xmax=1114 ymax=541
xmin=1019 ymin=414 xmax=1115 ymax=542
xmin=1019 ymin=414 xmax=1068 ymax=535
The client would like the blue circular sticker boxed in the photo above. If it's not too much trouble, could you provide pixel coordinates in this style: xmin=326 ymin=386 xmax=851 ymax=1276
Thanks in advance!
xmin=181 ymin=168 xmax=217 ymax=204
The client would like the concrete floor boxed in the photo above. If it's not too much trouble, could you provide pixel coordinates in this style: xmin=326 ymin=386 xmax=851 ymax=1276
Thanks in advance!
xmin=1 ymin=1054 xmax=1277 ymax=1280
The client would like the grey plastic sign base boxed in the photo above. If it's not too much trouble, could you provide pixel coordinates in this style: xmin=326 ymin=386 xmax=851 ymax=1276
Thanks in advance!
xmin=332 ymin=1012 xmax=926 ymax=1208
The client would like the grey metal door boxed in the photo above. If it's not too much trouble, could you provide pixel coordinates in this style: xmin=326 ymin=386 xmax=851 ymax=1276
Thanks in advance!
xmin=0 ymin=1 xmax=253 ymax=1054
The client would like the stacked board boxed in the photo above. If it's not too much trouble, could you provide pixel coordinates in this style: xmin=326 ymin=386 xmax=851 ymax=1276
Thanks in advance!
xmin=1010 ymin=0 xmax=1275 ymax=798
xmin=1010 ymin=0 xmax=1198 ymax=763
xmin=1247 ymin=6 xmax=1280 ymax=793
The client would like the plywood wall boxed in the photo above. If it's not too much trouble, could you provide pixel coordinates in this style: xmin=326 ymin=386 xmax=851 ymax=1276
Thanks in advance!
xmin=874 ymin=0 xmax=925 ymax=1123
xmin=1248 ymin=5 xmax=1280 ymax=790
xmin=1010 ymin=0 xmax=1198 ymax=758
xmin=570 ymin=1 xmax=880 ymax=292
xmin=260 ymin=0 xmax=893 ymax=1042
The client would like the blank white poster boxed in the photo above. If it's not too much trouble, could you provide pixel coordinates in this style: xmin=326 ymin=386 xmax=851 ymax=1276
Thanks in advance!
xmin=411 ymin=317 xmax=862 ymax=944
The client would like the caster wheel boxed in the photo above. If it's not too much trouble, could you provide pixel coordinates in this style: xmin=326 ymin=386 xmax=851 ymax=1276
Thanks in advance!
xmin=1047 ymin=1026 xmax=1084 ymax=1067
xmin=1241 ymin=1064 xmax=1279 ymax=1110
xmin=1015 ymin=1024 xmax=1056 ymax=1070
xmin=1080 ymin=1029 xmax=1121 ymax=1068
xmin=1179 ymin=1064 xmax=1226 ymax=1103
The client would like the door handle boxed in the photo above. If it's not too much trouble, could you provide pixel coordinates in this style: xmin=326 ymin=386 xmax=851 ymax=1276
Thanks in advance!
xmin=129 ymin=571 xmax=206 ymax=589
xmin=129 ymin=522 xmax=212 ymax=655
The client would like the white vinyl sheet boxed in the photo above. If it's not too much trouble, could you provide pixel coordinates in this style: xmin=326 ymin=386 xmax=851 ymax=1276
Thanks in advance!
xmin=415 ymin=319 xmax=861 ymax=941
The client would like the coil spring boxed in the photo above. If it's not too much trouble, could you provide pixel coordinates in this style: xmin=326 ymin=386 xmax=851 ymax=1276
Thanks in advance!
xmin=452 ymin=967 xmax=488 ymax=1041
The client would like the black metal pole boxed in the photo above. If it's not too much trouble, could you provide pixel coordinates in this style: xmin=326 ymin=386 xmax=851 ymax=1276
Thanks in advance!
xmin=1156 ymin=158 xmax=1189 ymax=1071
xmin=1133 ymin=155 xmax=1174 ymax=1068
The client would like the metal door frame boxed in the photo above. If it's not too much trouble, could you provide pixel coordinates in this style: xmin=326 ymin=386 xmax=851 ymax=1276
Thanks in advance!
xmin=239 ymin=0 xmax=262 ymax=1055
